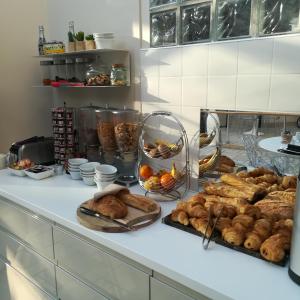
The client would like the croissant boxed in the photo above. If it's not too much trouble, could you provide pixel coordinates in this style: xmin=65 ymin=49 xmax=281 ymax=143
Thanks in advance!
xmin=255 ymin=174 xmax=279 ymax=184
xmin=244 ymin=232 xmax=263 ymax=251
xmin=272 ymin=219 xmax=293 ymax=233
xmin=205 ymin=202 xmax=236 ymax=218
xmin=281 ymin=176 xmax=297 ymax=189
xmin=176 ymin=201 xmax=188 ymax=211
xmin=232 ymin=215 xmax=254 ymax=230
xmin=187 ymin=194 xmax=206 ymax=206
xmin=186 ymin=202 xmax=208 ymax=219
xmin=214 ymin=217 xmax=232 ymax=232
xmin=266 ymin=184 xmax=283 ymax=193
xmin=222 ymin=227 xmax=246 ymax=246
xmin=253 ymin=218 xmax=272 ymax=240
xmin=260 ymin=234 xmax=289 ymax=262
xmin=238 ymin=204 xmax=261 ymax=219
xmin=190 ymin=218 xmax=212 ymax=237
xmin=171 ymin=209 xmax=189 ymax=226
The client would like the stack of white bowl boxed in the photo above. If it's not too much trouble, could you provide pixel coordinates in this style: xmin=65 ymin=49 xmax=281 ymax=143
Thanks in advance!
xmin=93 ymin=33 xmax=114 ymax=49
xmin=79 ymin=162 xmax=101 ymax=186
xmin=94 ymin=165 xmax=117 ymax=191
xmin=68 ymin=158 xmax=88 ymax=180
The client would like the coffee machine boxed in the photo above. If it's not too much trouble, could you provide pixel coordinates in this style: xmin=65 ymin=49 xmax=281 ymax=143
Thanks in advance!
xmin=289 ymin=173 xmax=300 ymax=285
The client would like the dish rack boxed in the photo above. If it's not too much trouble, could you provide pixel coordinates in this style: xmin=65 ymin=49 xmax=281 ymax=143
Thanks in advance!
xmin=137 ymin=111 xmax=190 ymax=201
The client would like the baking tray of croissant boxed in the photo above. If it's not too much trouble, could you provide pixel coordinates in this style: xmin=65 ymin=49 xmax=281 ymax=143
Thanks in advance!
xmin=163 ymin=167 xmax=297 ymax=266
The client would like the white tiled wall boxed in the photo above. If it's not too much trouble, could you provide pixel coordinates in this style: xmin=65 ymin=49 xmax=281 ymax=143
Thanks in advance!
xmin=140 ymin=34 xmax=300 ymax=137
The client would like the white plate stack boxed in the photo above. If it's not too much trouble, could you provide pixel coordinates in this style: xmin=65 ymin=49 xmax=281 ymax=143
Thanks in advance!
xmin=93 ymin=32 xmax=114 ymax=49
xmin=94 ymin=164 xmax=117 ymax=191
xmin=68 ymin=158 xmax=88 ymax=180
xmin=79 ymin=162 xmax=101 ymax=186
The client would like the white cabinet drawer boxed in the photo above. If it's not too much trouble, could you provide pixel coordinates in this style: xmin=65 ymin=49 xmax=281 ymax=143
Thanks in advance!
xmin=0 ymin=228 xmax=56 ymax=297
xmin=0 ymin=258 xmax=55 ymax=300
xmin=151 ymin=278 xmax=194 ymax=300
xmin=53 ymin=227 xmax=150 ymax=300
xmin=0 ymin=196 xmax=54 ymax=260
xmin=56 ymin=267 xmax=107 ymax=300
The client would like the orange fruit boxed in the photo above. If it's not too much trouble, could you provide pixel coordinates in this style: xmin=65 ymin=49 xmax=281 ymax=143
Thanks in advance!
xmin=139 ymin=164 xmax=153 ymax=180
xmin=160 ymin=173 xmax=176 ymax=190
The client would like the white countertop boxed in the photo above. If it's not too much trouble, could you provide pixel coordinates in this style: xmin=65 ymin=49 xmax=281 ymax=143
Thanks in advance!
xmin=0 ymin=169 xmax=299 ymax=300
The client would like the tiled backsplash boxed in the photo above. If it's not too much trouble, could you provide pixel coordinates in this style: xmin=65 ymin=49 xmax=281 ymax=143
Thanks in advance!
xmin=140 ymin=34 xmax=300 ymax=138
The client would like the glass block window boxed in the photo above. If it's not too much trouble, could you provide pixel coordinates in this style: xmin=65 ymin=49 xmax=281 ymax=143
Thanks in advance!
xmin=217 ymin=0 xmax=252 ymax=39
xmin=149 ymin=0 xmax=300 ymax=47
xmin=182 ymin=3 xmax=211 ymax=43
xmin=151 ymin=10 xmax=177 ymax=46
xmin=150 ymin=0 xmax=176 ymax=8
xmin=260 ymin=0 xmax=300 ymax=34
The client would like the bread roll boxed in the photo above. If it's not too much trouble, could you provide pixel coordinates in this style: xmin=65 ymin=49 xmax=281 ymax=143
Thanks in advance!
xmin=117 ymin=191 xmax=157 ymax=212
xmin=87 ymin=195 xmax=128 ymax=219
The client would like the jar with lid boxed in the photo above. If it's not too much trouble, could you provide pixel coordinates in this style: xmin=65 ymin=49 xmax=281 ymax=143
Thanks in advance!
xmin=113 ymin=108 xmax=140 ymax=153
xmin=75 ymin=58 xmax=91 ymax=83
xmin=78 ymin=104 xmax=101 ymax=153
xmin=110 ymin=64 xmax=127 ymax=86
xmin=65 ymin=58 xmax=76 ymax=81
xmin=40 ymin=60 xmax=54 ymax=85
xmin=53 ymin=59 xmax=66 ymax=80
xmin=86 ymin=65 xmax=110 ymax=86
xmin=95 ymin=108 xmax=117 ymax=153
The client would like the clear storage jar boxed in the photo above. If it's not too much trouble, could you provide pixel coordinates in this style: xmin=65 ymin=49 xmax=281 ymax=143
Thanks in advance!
xmin=40 ymin=60 xmax=54 ymax=85
xmin=110 ymin=64 xmax=127 ymax=86
xmin=53 ymin=59 xmax=66 ymax=80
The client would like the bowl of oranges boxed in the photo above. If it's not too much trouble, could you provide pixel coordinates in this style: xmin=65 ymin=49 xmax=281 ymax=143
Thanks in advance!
xmin=138 ymin=163 xmax=185 ymax=193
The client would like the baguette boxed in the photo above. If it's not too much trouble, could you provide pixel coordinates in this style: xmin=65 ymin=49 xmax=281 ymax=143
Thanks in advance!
xmin=201 ymin=194 xmax=248 ymax=208
xmin=117 ymin=191 xmax=157 ymax=212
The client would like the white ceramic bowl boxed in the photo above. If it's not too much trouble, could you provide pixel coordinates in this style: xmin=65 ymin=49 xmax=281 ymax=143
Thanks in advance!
xmin=95 ymin=179 xmax=114 ymax=191
xmin=68 ymin=158 xmax=88 ymax=166
xmin=69 ymin=170 xmax=81 ymax=180
xmin=94 ymin=174 xmax=116 ymax=181
xmin=79 ymin=162 xmax=100 ymax=172
xmin=8 ymin=167 xmax=27 ymax=177
xmin=80 ymin=171 xmax=96 ymax=177
xmin=82 ymin=176 xmax=96 ymax=186
xmin=95 ymin=164 xmax=117 ymax=176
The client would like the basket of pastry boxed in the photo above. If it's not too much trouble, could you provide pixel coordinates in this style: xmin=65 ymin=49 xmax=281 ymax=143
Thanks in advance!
xmin=138 ymin=162 xmax=186 ymax=196
xmin=163 ymin=167 xmax=297 ymax=266
xmin=77 ymin=184 xmax=161 ymax=232
xmin=142 ymin=137 xmax=184 ymax=160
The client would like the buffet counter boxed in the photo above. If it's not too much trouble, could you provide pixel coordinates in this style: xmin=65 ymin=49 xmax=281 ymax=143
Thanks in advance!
xmin=0 ymin=169 xmax=299 ymax=300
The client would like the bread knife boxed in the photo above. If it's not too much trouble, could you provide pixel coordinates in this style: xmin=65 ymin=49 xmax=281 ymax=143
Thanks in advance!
xmin=79 ymin=207 xmax=135 ymax=231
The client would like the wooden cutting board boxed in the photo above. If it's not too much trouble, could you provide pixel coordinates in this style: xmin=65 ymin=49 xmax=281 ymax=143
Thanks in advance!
xmin=77 ymin=198 xmax=161 ymax=233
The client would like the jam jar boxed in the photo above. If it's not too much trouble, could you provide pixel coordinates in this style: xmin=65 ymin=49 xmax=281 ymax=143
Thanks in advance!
xmin=110 ymin=64 xmax=127 ymax=86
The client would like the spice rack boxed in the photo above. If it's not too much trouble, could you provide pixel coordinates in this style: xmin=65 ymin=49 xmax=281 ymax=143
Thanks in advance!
xmin=137 ymin=111 xmax=190 ymax=201
xmin=34 ymin=48 xmax=131 ymax=88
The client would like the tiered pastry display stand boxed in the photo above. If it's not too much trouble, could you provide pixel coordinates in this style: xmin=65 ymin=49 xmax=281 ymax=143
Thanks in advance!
xmin=198 ymin=111 xmax=222 ymax=185
xmin=137 ymin=111 xmax=190 ymax=201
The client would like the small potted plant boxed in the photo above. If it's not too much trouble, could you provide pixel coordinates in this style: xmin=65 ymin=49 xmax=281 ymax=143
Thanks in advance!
xmin=85 ymin=34 xmax=95 ymax=50
xmin=74 ymin=31 xmax=85 ymax=51
xmin=67 ymin=31 xmax=75 ymax=52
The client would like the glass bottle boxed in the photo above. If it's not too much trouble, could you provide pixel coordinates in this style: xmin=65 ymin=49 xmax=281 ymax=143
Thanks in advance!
xmin=38 ymin=25 xmax=46 ymax=55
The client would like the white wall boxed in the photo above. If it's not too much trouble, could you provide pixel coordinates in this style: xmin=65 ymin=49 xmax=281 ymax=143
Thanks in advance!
xmin=140 ymin=34 xmax=300 ymax=139
xmin=46 ymin=0 xmax=142 ymax=110
xmin=0 ymin=0 xmax=52 ymax=153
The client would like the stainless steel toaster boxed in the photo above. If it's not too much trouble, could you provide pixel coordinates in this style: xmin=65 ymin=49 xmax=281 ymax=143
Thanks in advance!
xmin=9 ymin=136 xmax=54 ymax=165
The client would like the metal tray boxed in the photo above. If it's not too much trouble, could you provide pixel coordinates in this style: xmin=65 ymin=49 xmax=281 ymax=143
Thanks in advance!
xmin=162 ymin=214 xmax=288 ymax=267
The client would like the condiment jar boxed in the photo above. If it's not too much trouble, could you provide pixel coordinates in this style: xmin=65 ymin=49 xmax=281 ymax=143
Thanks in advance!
xmin=110 ymin=64 xmax=127 ymax=86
